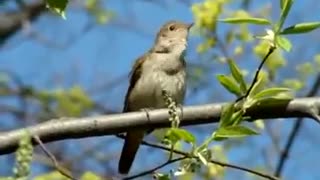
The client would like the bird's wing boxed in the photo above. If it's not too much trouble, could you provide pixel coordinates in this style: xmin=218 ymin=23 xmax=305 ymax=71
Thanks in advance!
xmin=119 ymin=53 xmax=149 ymax=174
xmin=122 ymin=54 xmax=146 ymax=112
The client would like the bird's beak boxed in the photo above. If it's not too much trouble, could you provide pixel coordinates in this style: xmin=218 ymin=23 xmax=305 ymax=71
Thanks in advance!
xmin=187 ymin=23 xmax=194 ymax=30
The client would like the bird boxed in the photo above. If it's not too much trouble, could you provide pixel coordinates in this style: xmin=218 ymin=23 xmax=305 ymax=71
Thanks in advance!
xmin=118 ymin=20 xmax=193 ymax=174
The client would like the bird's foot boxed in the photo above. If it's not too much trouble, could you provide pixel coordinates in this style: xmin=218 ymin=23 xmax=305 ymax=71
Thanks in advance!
xmin=140 ymin=108 xmax=155 ymax=135
xmin=140 ymin=108 xmax=155 ymax=122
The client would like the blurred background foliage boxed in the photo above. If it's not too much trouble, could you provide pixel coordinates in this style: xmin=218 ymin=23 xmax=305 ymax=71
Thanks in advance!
xmin=0 ymin=0 xmax=320 ymax=179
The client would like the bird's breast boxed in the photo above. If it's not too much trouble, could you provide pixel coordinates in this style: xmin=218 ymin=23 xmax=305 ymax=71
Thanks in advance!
xmin=140 ymin=70 xmax=185 ymax=107
xmin=129 ymin=68 xmax=186 ymax=110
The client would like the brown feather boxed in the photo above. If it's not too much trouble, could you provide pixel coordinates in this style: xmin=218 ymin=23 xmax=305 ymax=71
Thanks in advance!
xmin=122 ymin=54 xmax=146 ymax=112
xmin=119 ymin=53 xmax=148 ymax=174
xmin=118 ymin=130 xmax=144 ymax=174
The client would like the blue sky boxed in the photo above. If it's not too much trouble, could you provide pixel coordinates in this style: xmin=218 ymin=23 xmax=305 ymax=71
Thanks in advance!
xmin=1 ymin=0 xmax=320 ymax=179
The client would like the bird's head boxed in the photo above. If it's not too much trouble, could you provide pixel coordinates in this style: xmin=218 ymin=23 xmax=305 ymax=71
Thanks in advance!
xmin=153 ymin=21 xmax=193 ymax=54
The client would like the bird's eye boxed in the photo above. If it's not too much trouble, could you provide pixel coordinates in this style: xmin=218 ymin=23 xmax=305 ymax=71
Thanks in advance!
xmin=168 ymin=25 xmax=176 ymax=31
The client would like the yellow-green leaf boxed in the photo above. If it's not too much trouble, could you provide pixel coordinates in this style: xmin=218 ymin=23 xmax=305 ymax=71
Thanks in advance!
xmin=253 ymin=87 xmax=291 ymax=99
xmin=248 ymin=74 xmax=264 ymax=98
xmin=228 ymin=60 xmax=247 ymax=93
xmin=283 ymin=79 xmax=304 ymax=91
xmin=277 ymin=0 xmax=293 ymax=32
xmin=281 ymin=22 xmax=320 ymax=35
xmin=215 ymin=126 xmax=258 ymax=138
xmin=219 ymin=18 xmax=270 ymax=25
xmin=34 ymin=171 xmax=68 ymax=180
xmin=231 ymin=110 xmax=244 ymax=126
xmin=219 ymin=103 xmax=235 ymax=127
xmin=154 ymin=173 xmax=171 ymax=180
xmin=46 ymin=0 xmax=68 ymax=19
xmin=81 ymin=172 xmax=101 ymax=180
xmin=254 ymin=119 xmax=265 ymax=130
xmin=280 ymin=0 xmax=287 ymax=9
xmin=165 ymin=128 xmax=195 ymax=144
xmin=276 ymin=36 xmax=292 ymax=52
xmin=216 ymin=75 xmax=241 ymax=96
xmin=196 ymin=152 xmax=209 ymax=166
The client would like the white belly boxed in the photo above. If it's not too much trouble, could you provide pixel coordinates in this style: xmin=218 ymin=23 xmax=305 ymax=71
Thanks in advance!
xmin=128 ymin=70 xmax=186 ymax=111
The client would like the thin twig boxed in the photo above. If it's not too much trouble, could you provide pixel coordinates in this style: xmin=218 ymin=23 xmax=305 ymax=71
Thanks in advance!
xmin=274 ymin=73 xmax=320 ymax=177
xmin=33 ymin=135 xmax=78 ymax=180
xmin=214 ymin=34 xmax=231 ymax=59
xmin=116 ymin=135 xmax=278 ymax=180
xmin=144 ymin=141 xmax=278 ymax=180
xmin=123 ymin=156 xmax=187 ymax=180
xmin=236 ymin=46 xmax=276 ymax=102
xmin=274 ymin=118 xmax=302 ymax=177
xmin=0 ymin=70 xmax=28 ymax=121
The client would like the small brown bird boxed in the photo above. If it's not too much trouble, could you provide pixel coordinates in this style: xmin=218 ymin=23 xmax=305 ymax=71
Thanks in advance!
xmin=118 ymin=20 xmax=193 ymax=174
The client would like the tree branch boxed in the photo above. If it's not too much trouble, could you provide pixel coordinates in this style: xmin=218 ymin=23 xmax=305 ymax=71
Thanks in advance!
xmin=0 ymin=0 xmax=46 ymax=44
xmin=119 ymin=135 xmax=279 ymax=180
xmin=33 ymin=135 xmax=77 ymax=180
xmin=124 ymin=156 xmax=187 ymax=180
xmin=237 ymin=46 xmax=276 ymax=102
xmin=0 ymin=97 xmax=319 ymax=155
xmin=274 ymin=73 xmax=320 ymax=177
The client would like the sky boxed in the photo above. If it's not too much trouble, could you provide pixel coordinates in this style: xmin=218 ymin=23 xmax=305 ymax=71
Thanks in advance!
xmin=1 ymin=0 xmax=320 ymax=179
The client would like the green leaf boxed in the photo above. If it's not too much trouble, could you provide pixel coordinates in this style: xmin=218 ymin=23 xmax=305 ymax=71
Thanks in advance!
xmin=81 ymin=172 xmax=102 ymax=180
xmin=219 ymin=103 xmax=235 ymax=127
xmin=165 ymin=128 xmax=195 ymax=144
xmin=254 ymin=119 xmax=265 ymax=130
xmin=46 ymin=0 xmax=68 ymax=19
xmin=253 ymin=87 xmax=291 ymax=99
xmin=248 ymin=74 xmax=264 ymax=98
xmin=283 ymin=79 xmax=304 ymax=91
xmin=154 ymin=173 xmax=171 ymax=180
xmin=216 ymin=75 xmax=241 ymax=96
xmin=280 ymin=0 xmax=286 ymax=9
xmin=276 ymin=36 xmax=292 ymax=52
xmin=228 ymin=60 xmax=247 ymax=93
xmin=253 ymin=97 xmax=292 ymax=110
xmin=196 ymin=152 xmax=208 ymax=166
xmin=281 ymin=22 xmax=320 ymax=35
xmin=219 ymin=18 xmax=270 ymax=25
xmin=231 ymin=110 xmax=244 ymax=126
xmin=277 ymin=0 xmax=293 ymax=32
xmin=34 ymin=171 xmax=67 ymax=180
xmin=215 ymin=126 xmax=259 ymax=138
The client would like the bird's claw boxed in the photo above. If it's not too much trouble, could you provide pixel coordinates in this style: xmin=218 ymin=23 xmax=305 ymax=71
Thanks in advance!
xmin=140 ymin=108 xmax=153 ymax=122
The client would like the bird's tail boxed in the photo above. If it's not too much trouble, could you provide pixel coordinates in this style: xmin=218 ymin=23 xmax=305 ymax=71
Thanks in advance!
xmin=118 ymin=130 xmax=144 ymax=174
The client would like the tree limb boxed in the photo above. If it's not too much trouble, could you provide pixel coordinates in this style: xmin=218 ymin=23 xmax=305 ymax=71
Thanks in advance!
xmin=0 ymin=0 xmax=46 ymax=43
xmin=236 ymin=46 xmax=276 ymax=102
xmin=274 ymin=73 xmax=320 ymax=177
xmin=124 ymin=156 xmax=187 ymax=180
xmin=0 ymin=97 xmax=319 ymax=155
xmin=116 ymin=135 xmax=279 ymax=180
xmin=33 ymin=135 xmax=78 ymax=180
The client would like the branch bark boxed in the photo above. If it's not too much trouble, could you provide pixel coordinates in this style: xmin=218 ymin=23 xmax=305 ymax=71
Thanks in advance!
xmin=0 ymin=97 xmax=319 ymax=155
xmin=0 ymin=0 xmax=46 ymax=43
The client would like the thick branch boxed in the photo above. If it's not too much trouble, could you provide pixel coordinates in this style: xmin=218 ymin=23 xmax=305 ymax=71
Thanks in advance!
xmin=0 ymin=97 xmax=319 ymax=155
xmin=0 ymin=1 xmax=46 ymax=43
